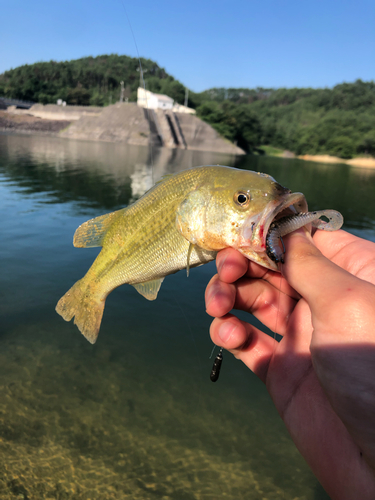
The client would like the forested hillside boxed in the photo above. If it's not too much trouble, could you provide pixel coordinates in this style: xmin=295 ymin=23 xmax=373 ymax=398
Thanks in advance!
xmin=1 ymin=55 xmax=374 ymax=158
xmin=0 ymin=54 xmax=187 ymax=107
xmin=195 ymin=81 xmax=375 ymax=158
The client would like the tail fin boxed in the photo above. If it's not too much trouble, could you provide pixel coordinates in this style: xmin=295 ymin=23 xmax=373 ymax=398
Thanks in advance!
xmin=56 ymin=279 xmax=105 ymax=344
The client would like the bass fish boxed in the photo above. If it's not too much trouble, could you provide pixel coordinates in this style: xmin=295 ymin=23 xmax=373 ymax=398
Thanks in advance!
xmin=56 ymin=165 xmax=341 ymax=344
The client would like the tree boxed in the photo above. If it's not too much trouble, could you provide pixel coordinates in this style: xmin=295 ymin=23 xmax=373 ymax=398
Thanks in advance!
xmin=357 ymin=131 xmax=375 ymax=156
xmin=326 ymin=136 xmax=356 ymax=159
xmin=197 ymin=101 xmax=261 ymax=152
xmin=66 ymin=88 xmax=91 ymax=106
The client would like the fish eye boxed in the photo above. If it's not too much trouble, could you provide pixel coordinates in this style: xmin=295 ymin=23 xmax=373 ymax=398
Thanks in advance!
xmin=234 ymin=191 xmax=250 ymax=207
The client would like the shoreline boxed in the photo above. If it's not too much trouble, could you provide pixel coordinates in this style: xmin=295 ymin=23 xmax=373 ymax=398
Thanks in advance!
xmin=298 ymin=154 xmax=375 ymax=169
xmin=0 ymin=110 xmax=70 ymax=135
xmin=2 ymin=110 xmax=374 ymax=168
xmin=257 ymin=146 xmax=375 ymax=169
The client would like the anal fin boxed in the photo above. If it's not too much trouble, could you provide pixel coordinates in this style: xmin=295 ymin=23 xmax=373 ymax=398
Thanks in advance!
xmin=132 ymin=278 xmax=164 ymax=301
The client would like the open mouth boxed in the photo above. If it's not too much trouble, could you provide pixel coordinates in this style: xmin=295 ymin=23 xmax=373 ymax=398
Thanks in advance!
xmin=240 ymin=192 xmax=342 ymax=271
xmin=263 ymin=192 xmax=308 ymax=244
xmin=261 ymin=192 xmax=308 ymax=265
xmin=240 ymin=192 xmax=308 ymax=268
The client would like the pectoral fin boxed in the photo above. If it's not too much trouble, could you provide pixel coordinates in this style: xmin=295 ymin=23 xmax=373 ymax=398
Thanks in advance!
xmin=132 ymin=278 xmax=165 ymax=301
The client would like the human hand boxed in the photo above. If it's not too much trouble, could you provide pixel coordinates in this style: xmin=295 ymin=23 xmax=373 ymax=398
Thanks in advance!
xmin=205 ymin=229 xmax=375 ymax=499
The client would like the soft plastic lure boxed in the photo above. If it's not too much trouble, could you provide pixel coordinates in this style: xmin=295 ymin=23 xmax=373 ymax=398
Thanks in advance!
xmin=266 ymin=210 xmax=344 ymax=264
xmin=210 ymin=347 xmax=223 ymax=382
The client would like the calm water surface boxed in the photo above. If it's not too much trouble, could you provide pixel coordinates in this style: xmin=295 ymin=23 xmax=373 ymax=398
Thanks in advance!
xmin=1 ymin=133 xmax=374 ymax=500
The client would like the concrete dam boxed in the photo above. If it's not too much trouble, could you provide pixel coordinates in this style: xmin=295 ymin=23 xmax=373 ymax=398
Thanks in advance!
xmin=21 ymin=103 xmax=244 ymax=155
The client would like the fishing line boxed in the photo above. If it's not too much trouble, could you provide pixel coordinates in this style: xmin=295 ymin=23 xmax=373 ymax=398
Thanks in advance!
xmin=118 ymin=5 xmax=222 ymax=386
xmin=172 ymin=294 xmax=202 ymax=371
xmin=172 ymin=294 xmax=207 ymax=404
xmin=209 ymin=344 xmax=217 ymax=359
xmin=210 ymin=232 xmax=287 ymax=382
xmin=119 ymin=3 xmax=204 ymax=393
xmin=273 ymin=246 xmax=285 ymax=349
xmin=118 ymin=0 xmax=155 ymax=182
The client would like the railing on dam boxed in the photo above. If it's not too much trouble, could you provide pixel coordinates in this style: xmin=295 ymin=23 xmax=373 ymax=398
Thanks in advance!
xmin=0 ymin=97 xmax=35 ymax=110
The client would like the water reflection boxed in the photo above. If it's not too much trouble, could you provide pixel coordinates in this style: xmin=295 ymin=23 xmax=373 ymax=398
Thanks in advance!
xmin=0 ymin=134 xmax=239 ymax=211
xmin=2 ymin=132 xmax=375 ymax=499
xmin=2 ymin=133 xmax=374 ymax=239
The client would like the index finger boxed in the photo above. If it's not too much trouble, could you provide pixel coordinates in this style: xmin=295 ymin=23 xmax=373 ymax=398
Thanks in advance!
xmin=217 ymin=247 xmax=300 ymax=300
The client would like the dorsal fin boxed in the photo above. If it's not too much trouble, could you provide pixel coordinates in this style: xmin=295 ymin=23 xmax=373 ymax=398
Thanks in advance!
xmin=132 ymin=278 xmax=164 ymax=300
xmin=73 ymin=211 xmax=118 ymax=248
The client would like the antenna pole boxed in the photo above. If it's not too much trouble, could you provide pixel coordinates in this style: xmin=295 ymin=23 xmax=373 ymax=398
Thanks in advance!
xmin=120 ymin=81 xmax=124 ymax=103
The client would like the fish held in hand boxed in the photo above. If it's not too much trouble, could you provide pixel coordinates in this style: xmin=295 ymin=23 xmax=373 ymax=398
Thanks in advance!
xmin=56 ymin=165 xmax=341 ymax=343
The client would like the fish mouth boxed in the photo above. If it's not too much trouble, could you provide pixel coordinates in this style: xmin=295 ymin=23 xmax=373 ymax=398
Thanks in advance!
xmin=262 ymin=192 xmax=308 ymax=242
xmin=242 ymin=192 xmax=308 ymax=255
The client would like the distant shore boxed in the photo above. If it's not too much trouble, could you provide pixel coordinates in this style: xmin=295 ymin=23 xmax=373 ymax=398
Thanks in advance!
xmin=298 ymin=154 xmax=375 ymax=169
xmin=1 ymin=109 xmax=374 ymax=168
xmin=260 ymin=146 xmax=375 ymax=169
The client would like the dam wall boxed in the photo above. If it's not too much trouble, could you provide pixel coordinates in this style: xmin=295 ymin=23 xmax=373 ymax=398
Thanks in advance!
xmin=15 ymin=103 xmax=103 ymax=121
xmin=60 ymin=103 xmax=150 ymax=147
xmin=5 ymin=103 xmax=244 ymax=154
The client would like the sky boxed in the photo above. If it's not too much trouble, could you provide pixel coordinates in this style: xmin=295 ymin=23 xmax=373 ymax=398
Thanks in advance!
xmin=0 ymin=0 xmax=374 ymax=92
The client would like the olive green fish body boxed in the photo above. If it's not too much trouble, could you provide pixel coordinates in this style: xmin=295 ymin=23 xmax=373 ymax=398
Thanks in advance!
xmin=80 ymin=168 xmax=222 ymax=286
xmin=56 ymin=166 xmax=307 ymax=343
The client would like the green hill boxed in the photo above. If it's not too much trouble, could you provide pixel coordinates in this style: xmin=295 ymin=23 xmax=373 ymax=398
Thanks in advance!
xmin=0 ymin=54 xmax=187 ymax=107
xmin=194 ymin=81 xmax=375 ymax=157
xmin=1 ymin=55 xmax=374 ymax=158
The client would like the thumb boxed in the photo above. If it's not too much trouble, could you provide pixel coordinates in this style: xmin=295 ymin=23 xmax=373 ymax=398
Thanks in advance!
xmin=281 ymin=229 xmax=354 ymax=311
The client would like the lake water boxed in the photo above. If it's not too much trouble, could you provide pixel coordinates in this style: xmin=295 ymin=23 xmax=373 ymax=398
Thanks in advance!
xmin=1 ymin=133 xmax=374 ymax=500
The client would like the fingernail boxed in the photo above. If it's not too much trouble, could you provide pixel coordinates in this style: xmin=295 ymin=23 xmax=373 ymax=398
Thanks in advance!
xmin=217 ymin=254 xmax=227 ymax=275
xmin=218 ymin=321 xmax=235 ymax=343
xmin=206 ymin=281 xmax=220 ymax=309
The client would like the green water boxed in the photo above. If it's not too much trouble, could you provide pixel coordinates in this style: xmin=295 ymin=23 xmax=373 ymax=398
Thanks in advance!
xmin=1 ymin=133 xmax=374 ymax=500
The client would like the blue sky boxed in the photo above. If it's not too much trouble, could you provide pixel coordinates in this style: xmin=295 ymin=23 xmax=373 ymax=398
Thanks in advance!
xmin=1 ymin=0 xmax=374 ymax=92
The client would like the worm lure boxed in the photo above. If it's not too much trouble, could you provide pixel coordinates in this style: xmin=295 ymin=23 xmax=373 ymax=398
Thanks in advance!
xmin=266 ymin=210 xmax=344 ymax=264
